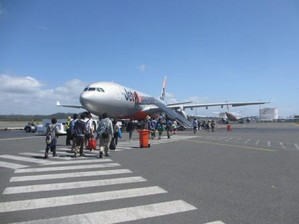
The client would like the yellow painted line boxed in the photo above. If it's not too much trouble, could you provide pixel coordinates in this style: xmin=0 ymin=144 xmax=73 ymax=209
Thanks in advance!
xmin=293 ymin=123 xmax=299 ymax=126
xmin=187 ymin=139 xmax=276 ymax=152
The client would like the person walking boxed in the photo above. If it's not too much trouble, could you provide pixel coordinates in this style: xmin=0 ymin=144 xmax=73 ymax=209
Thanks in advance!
xmin=112 ymin=120 xmax=120 ymax=146
xmin=156 ymin=118 xmax=164 ymax=139
xmin=44 ymin=118 xmax=59 ymax=158
xmin=211 ymin=120 xmax=216 ymax=132
xmin=65 ymin=116 xmax=72 ymax=146
xmin=172 ymin=120 xmax=177 ymax=134
xmin=69 ymin=114 xmax=78 ymax=152
xmin=84 ymin=112 xmax=94 ymax=147
xmin=96 ymin=113 xmax=114 ymax=158
xmin=74 ymin=113 xmax=87 ymax=157
xmin=193 ymin=118 xmax=198 ymax=133
xmin=148 ymin=118 xmax=156 ymax=139
xmin=126 ymin=119 xmax=135 ymax=141
xmin=166 ymin=118 xmax=172 ymax=139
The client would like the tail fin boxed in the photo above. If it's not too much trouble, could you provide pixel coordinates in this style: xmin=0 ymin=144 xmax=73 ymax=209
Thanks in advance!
xmin=160 ymin=76 xmax=167 ymax=101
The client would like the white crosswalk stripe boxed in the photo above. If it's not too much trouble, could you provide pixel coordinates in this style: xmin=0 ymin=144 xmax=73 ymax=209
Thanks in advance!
xmin=19 ymin=152 xmax=72 ymax=160
xmin=4 ymin=176 xmax=147 ymax=194
xmin=224 ymin=137 xmax=234 ymax=142
xmin=8 ymin=200 xmax=196 ymax=224
xmin=0 ymin=161 xmax=29 ymax=169
xmin=0 ymin=154 xmax=51 ymax=164
xmin=10 ymin=169 xmax=133 ymax=182
xmin=15 ymin=163 xmax=121 ymax=173
xmin=0 ymin=186 xmax=167 ymax=213
xmin=40 ymin=158 xmax=112 ymax=166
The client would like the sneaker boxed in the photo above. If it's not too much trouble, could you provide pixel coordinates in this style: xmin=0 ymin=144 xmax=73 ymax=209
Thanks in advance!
xmin=73 ymin=153 xmax=77 ymax=158
xmin=80 ymin=154 xmax=85 ymax=157
xmin=53 ymin=154 xmax=57 ymax=157
xmin=44 ymin=153 xmax=48 ymax=159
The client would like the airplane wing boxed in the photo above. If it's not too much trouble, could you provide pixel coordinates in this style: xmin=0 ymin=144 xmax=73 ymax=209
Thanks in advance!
xmin=167 ymin=101 xmax=270 ymax=110
xmin=56 ymin=101 xmax=83 ymax=109
xmin=140 ymin=97 xmax=192 ymax=128
xmin=166 ymin=101 xmax=193 ymax=106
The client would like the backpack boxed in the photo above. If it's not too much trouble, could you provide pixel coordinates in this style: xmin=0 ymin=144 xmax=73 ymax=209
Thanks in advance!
xmin=45 ymin=124 xmax=57 ymax=145
xmin=74 ymin=120 xmax=86 ymax=136
xmin=97 ymin=119 xmax=109 ymax=138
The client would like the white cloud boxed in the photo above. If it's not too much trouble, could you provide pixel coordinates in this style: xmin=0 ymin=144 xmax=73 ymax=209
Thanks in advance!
xmin=0 ymin=74 xmax=86 ymax=115
xmin=165 ymin=92 xmax=178 ymax=104
xmin=137 ymin=64 xmax=148 ymax=72
xmin=0 ymin=75 xmax=42 ymax=93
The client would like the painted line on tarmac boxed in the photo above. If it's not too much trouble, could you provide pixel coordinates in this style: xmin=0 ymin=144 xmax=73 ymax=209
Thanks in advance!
xmin=0 ymin=136 xmax=44 ymax=141
xmin=7 ymin=200 xmax=196 ymax=224
xmin=244 ymin=139 xmax=251 ymax=144
xmin=267 ymin=141 xmax=271 ymax=147
xmin=295 ymin=144 xmax=299 ymax=150
xmin=204 ymin=221 xmax=226 ymax=224
xmin=187 ymin=139 xmax=276 ymax=152
xmin=280 ymin=142 xmax=286 ymax=149
xmin=4 ymin=176 xmax=147 ymax=194
xmin=0 ymin=186 xmax=167 ymax=213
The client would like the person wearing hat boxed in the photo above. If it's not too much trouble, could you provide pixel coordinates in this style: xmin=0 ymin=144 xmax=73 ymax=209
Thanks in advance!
xmin=65 ymin=116 xmax=72 ymax=146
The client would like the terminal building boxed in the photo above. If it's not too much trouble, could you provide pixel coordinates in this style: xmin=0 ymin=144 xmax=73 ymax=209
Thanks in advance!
xmin=259 ymin=108 xmax=278 ymax=121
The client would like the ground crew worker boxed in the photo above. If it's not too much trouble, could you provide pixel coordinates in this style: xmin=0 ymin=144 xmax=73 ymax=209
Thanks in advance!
xmin=65 ymin=116 xmax=72 ymax=146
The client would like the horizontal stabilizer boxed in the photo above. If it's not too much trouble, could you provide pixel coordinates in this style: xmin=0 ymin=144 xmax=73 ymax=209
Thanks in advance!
xmin=56 ymin=101 xmax=83 ymax=109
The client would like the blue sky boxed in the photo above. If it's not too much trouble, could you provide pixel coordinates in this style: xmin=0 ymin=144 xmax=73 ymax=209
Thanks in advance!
xmin=0 ymin=0 xmax=298 ymax=117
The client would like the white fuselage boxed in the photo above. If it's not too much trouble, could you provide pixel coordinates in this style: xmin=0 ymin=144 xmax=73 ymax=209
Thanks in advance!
xmin=80 ymin=82 xmax=162 ymax=119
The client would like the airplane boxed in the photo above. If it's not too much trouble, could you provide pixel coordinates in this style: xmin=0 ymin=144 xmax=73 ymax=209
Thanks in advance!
xmin=218 ymin=111 xmax=243 ymax=123
xmin=57 ymin=77 xmax=269 ymax=128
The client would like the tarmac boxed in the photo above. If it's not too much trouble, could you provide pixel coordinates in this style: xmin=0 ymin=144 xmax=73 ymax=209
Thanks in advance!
xmin=0 ymin=122 xmax=299 ymax=224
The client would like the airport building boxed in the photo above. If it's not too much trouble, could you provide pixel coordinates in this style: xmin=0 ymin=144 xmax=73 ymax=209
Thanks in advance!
xmin=259 ymin=107 xmax=278 ymax=121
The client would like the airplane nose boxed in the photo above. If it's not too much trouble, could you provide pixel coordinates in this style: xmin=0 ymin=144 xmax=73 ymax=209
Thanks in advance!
xmin=80 ymin=92 xmax=92 ymax=109
xmin=80 ymin=91 xmax=100 ymax=115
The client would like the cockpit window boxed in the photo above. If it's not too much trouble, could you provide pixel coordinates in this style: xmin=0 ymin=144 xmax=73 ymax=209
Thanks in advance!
xmin=97 ymin=87 xmax=105 ymax=92
xmin=88 ymin=87 xmax=96 ymax=91
xmin=83 ymin=88 xmax=88 ymax=91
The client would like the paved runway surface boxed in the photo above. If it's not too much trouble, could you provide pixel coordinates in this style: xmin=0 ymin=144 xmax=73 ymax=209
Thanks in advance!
xmin=0 ymin=123 xmax=298 ymax=224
